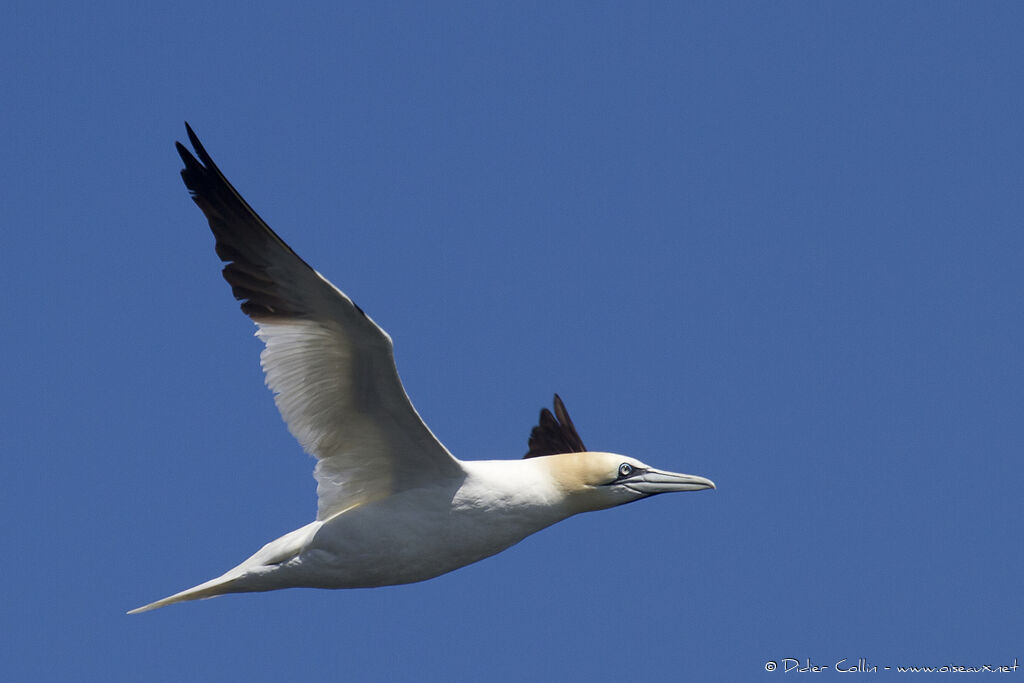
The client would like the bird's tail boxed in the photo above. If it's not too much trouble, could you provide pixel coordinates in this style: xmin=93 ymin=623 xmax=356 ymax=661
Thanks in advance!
xmin=128 ymin=520 xmax=322 ymax=614
xmin=127 ymin=572 xmax=243 ymax=614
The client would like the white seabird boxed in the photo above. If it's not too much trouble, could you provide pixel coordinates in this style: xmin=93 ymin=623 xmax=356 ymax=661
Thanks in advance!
xmin=128 ymin=124 xmax=715 ymax=614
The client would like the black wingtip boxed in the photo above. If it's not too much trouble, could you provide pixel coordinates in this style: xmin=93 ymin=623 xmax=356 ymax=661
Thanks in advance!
xmin=524 ymin=394 xmax=588 ymax=458
xmin=181 ymin=122 xmax=220 ymax=173
xmin=186 ymin=123 xmax=201 ymax=152
xmin=176 ymin=122 xmax=207 ymax=172
xmin=174 ymin=124 xmax=321 ymax=321
xmin=175 ymin=140 xmax=198 ymax=168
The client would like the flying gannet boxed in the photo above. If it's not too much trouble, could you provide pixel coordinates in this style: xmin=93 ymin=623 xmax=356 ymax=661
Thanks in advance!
xmin=128 ymin=124 xmax=715 ymax=614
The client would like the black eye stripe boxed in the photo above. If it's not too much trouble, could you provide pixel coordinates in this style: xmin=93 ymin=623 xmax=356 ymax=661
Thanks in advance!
xmin=603 ymin=463 xmax=647 ymax=486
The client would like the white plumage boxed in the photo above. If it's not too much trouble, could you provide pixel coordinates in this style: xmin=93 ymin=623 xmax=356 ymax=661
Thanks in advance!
xmin=128 ymin=125 xmax=714 ymax=614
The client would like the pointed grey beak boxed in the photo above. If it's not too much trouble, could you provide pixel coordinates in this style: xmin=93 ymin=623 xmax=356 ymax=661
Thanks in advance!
xmin=624 ymin=468 xmax=716 ymax=495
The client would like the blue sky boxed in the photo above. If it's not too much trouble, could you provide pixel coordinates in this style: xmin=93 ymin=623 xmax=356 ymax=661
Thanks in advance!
xmin=3 ymin=2 xmax=1023 ymax=680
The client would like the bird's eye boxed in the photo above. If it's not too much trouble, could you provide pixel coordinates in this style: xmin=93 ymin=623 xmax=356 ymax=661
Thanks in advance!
xmin=618 ymin=463 xmax=633 ymax=478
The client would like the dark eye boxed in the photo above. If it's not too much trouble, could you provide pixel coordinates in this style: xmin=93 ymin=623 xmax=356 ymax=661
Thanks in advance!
xmin=618 ymin=463 xmax=633 ymax=478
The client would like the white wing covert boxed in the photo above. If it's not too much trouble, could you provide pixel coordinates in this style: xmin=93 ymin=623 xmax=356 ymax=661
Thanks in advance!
xmin=176 ymin=124 xmax=462 ymax=520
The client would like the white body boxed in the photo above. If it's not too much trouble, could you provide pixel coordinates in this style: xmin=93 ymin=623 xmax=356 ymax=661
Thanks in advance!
xmin=130 ymin=128 xmax=714 ymax=613
xmin=237 ymin=459 xmax=570 ymax=592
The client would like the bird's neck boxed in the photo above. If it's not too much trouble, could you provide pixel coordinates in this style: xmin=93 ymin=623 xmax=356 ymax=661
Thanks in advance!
xmin=456 ymin=458 xmax=576 ymax=522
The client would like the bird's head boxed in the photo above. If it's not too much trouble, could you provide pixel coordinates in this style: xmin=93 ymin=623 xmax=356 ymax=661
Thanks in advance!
xmin=543 ymin=451 xmax=715 ymax=514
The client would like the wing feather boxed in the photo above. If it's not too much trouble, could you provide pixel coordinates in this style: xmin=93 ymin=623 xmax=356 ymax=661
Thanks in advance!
xmin=524 ymin=394 xmax=588 ymax=458
xmin=176 ymin=124 xmax=463 ymax=519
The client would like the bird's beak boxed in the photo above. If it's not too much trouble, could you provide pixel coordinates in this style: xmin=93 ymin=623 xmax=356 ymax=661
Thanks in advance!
xmin=624 ymin=468 xmax=716 ymax=495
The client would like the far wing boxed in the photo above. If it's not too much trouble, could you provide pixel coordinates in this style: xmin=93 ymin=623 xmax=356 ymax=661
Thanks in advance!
xmin=524 ymin=394 xmax=588 ymax=458
xmin=176 ymin=124 xmax=463 ymax=520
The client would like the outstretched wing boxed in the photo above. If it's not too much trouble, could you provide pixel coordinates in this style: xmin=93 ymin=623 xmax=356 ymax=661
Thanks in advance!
xmin=176 ymin=123 xmax=463 ymax=520
xmin=524 ymin=394 xmax=588 ymax=458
